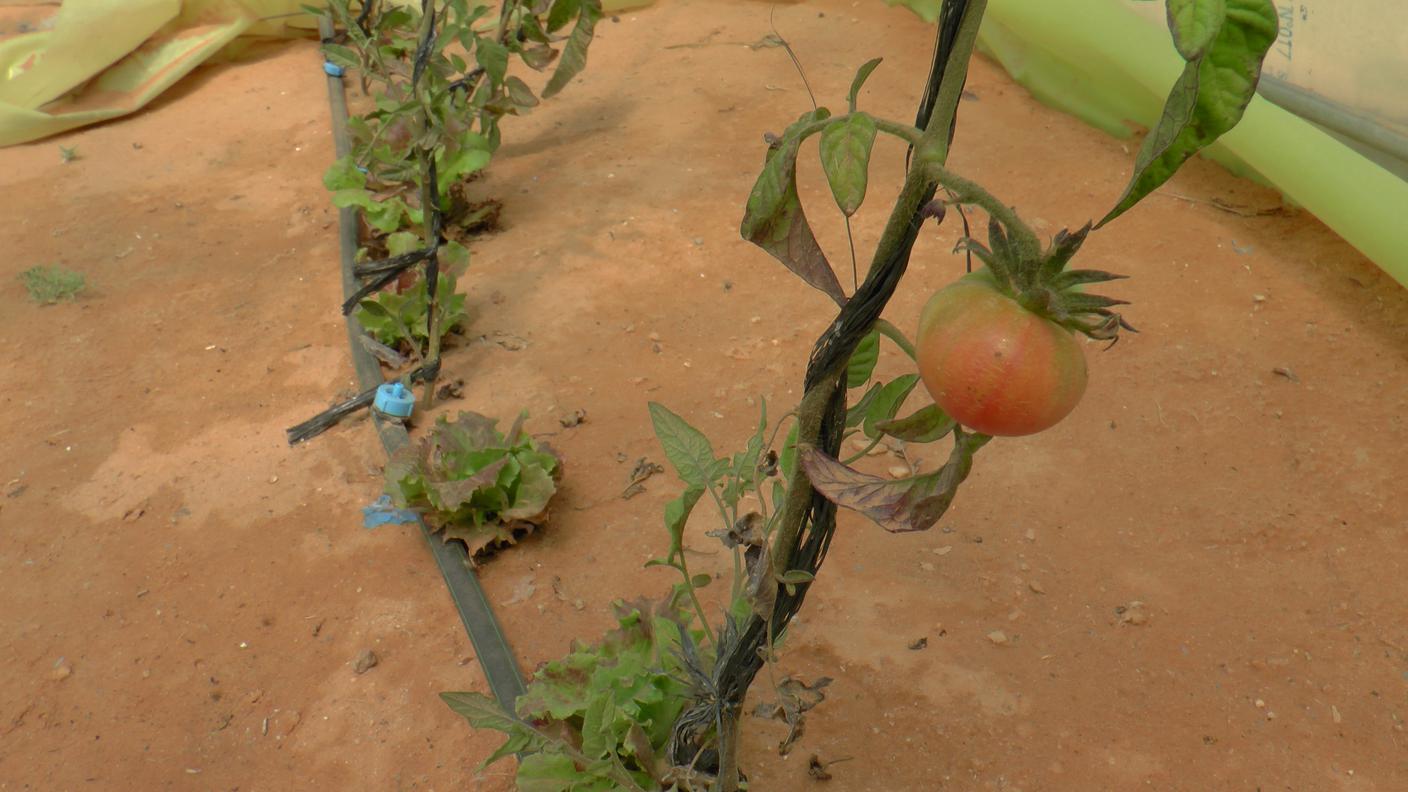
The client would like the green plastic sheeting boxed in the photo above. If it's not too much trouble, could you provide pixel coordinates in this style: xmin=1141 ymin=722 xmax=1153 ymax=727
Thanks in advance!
xmin=0 ymin=0 xmax=315 ymax=148
xmin=972 ymin=0 xmax=1408 ymax=288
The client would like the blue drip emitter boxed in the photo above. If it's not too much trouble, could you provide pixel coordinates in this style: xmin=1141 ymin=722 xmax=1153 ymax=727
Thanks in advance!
xmin=373 ymin=381 xmax=415 ymax=419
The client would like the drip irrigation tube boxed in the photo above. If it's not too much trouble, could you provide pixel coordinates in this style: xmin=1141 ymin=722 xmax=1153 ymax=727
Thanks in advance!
xmin=316 ymin=18 xmax=525 ymax=713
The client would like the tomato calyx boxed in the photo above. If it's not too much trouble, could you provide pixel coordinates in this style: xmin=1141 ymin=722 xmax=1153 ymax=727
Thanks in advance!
xmin=956 ymin=218 xmax=1136 ymax=342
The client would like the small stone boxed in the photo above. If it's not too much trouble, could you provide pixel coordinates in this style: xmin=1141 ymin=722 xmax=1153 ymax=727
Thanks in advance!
xmin=268 ymin=475 xmax=279 ymax=484
xmin=1121 ymin=601 xmax=1150 ymax=626
xmin=887 ymin=465 xmax=911 ymax=479
xmin=353 ymin=649 xmax=379 ymax=675
xmin=1024 ymin=528 xmax=1036 ymax=542
xmin=1332 ymin=705 xmax=1342 ymax=724
xmin=647 ymin=331 xmax=661 ymax=341
xmin=986 ymin=630 xmax=1009 ymax=645
xmin=49 ymin=662 xmax=72 ymax=682
xmin=920 ymin=562 xmax=935 ymax=572
xmin=1255 ymin=698 xmax=1266 ymax=708
xmin=1028 ymin=581 xmax=1046 ymax=594
xmin=932 ymin=546 xmax=953 ymax=556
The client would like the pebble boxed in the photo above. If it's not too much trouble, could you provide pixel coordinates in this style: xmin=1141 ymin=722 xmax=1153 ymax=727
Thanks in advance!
xmin=1028 ymin=581 xmax=1046 ymax=594
xmin=353 ymin=649 xmax=379 ymax=675
xmin=49 ymin=662 xmax=72 ymax=682
xmin=986 ymin=630 xmax=1009 ymax=645
xmin=887 ymin=465 xmax=911 ymax=479
xmin=268 ymin=475 xmax=278 ymax=484
xmin=1332 ymin=705 xmax=1342 ymax=724
xmin=932 ymin=546 xmax=953 ymax=556
xmin=919 ymin=562 xmax=935 ymax=572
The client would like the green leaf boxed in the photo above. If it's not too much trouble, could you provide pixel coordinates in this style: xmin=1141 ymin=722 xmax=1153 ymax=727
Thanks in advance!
xmin=323 ymin=156 xmax=367 ymax=190
xmin=846 ymin=330 xmax=880 ymax=388
xmin=545 ymin=0 xmax=581 ymax=33
xmin=475 ymin=37 xmax=509 ymax=85
xmin=1098 ymin=0 xmax=1278 ymax=226
xmin=648 ymin=402 xmax=719 ymax=488
xmin=1166 ymin=0 xmax=1225 ymax=58
xmin=322 ymin=43 xmax=361 ymax=71
xmin=818 ymin=113 xmax=877 ymax=217
xmin=862 ymin=374 xmax=920 ymax=440
xmin=542 ymin=0 xmax=601 ymax=98
xmin=847 ymin=57 xmax=883 ymax=113
xmin=875 ymin=403 xmax=956 ymax=444
xmin=663 ymin=487 xmax=704 ymax=563
xmin=438 ymin=140 xmax=492 ymax=185
xmin=515 ymin=753 xmax=586 ymax=790
xmin=690 ymin=573 xmax=713 ymax=588
xmin=776 ymin=570 xmax=814 ymax=585
xmin=779 ymin=423 xmax=799 ymax=480
xmin=385 ymin=231 xmax=420 ymax=257
xmin=740 ymin=107 xmax=845 ymax=305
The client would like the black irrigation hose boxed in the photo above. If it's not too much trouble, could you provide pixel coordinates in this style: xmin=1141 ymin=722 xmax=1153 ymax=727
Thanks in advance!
xmin=317 ymin=17 xmax=526 ymax=713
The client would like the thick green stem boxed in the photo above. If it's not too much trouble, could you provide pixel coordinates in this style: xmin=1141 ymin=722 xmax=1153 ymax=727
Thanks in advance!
xmin=932 ymin=165 xmax=1043 ymax=260
xmin=874 ymin=318 xmax=916 ymax=359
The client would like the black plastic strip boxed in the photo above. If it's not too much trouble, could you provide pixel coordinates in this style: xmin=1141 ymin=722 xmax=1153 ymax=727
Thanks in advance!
xmin=318 ymin=18 xmax=526 ymax=712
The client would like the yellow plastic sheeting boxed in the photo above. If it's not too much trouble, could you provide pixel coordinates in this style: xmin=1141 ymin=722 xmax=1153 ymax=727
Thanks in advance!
xmin=0 ymin=0 xmax=315 ymax=147
xmin=975 ymin=0 xmax=1408 ymax=288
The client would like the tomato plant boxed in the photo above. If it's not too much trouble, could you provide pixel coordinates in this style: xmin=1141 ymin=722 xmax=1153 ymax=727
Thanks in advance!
xmin=319 ymin=0 xmax=601 ymax=405
xmin=443 ymin=0 xmax=1280 ymax=788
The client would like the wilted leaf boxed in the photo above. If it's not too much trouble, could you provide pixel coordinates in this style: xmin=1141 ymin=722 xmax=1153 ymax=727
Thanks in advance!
xmin=1099 ymin=0 xmax=1278 ymax=226
xmin=819 ymin=113 xmax=877 ymax=217
xmin=799 ymin=431 xmax=988 ymax=532
xmin=740 ymin=108 xmax=845 ymax=305
xmin=542 ymin=0 xmax=601 ymax=98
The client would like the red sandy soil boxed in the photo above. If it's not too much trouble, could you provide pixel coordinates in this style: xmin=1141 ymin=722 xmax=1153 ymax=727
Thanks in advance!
xmin=2 ymin=1 xmax=1406 ymax=789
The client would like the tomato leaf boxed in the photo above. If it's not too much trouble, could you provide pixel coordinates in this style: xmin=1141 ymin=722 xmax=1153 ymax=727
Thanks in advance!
xmin=542 ymin=0 xmax=601 ymax=98
xmin=648 ymin=402 xmax=720 ymax=489
xmin=1166 ymin=0 xmax=1225 ymax=59
xmin=819 ymin=113 xmax=878 ymax=217
xmin=475 ymin=37 xmax=510 ymax=85
xmin=861 ymin=374 xmax=920 ymax=440
xmin=875 ymin=403 xmax=956 ymax=443
xmin=846 ymin=330 xmax=880 ymax=388
xmin=847 ymin=57 xmax=883 ymax=113
xmin=741 ymin=107 xmax=846 ymax=306
xmin=1098 ymin=0 xmax=1278 ymax=227
xmin=799 ymin=431 xmax=989 ymax=533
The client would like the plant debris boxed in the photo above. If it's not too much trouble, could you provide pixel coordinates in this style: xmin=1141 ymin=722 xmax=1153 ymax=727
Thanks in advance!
xmin=622 ymin=457 xmax=665 ymax=499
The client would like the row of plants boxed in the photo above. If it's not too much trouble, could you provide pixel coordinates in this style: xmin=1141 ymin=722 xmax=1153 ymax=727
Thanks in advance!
xmin=315 ymin=0 xmax=602 ymax=553
xmin=428 ymin=0 xmax=1279 ymax=789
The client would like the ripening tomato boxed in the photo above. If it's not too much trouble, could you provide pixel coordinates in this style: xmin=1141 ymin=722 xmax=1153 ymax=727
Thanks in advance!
xmin=916 ymin=270 xmax=1087 ymax=436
